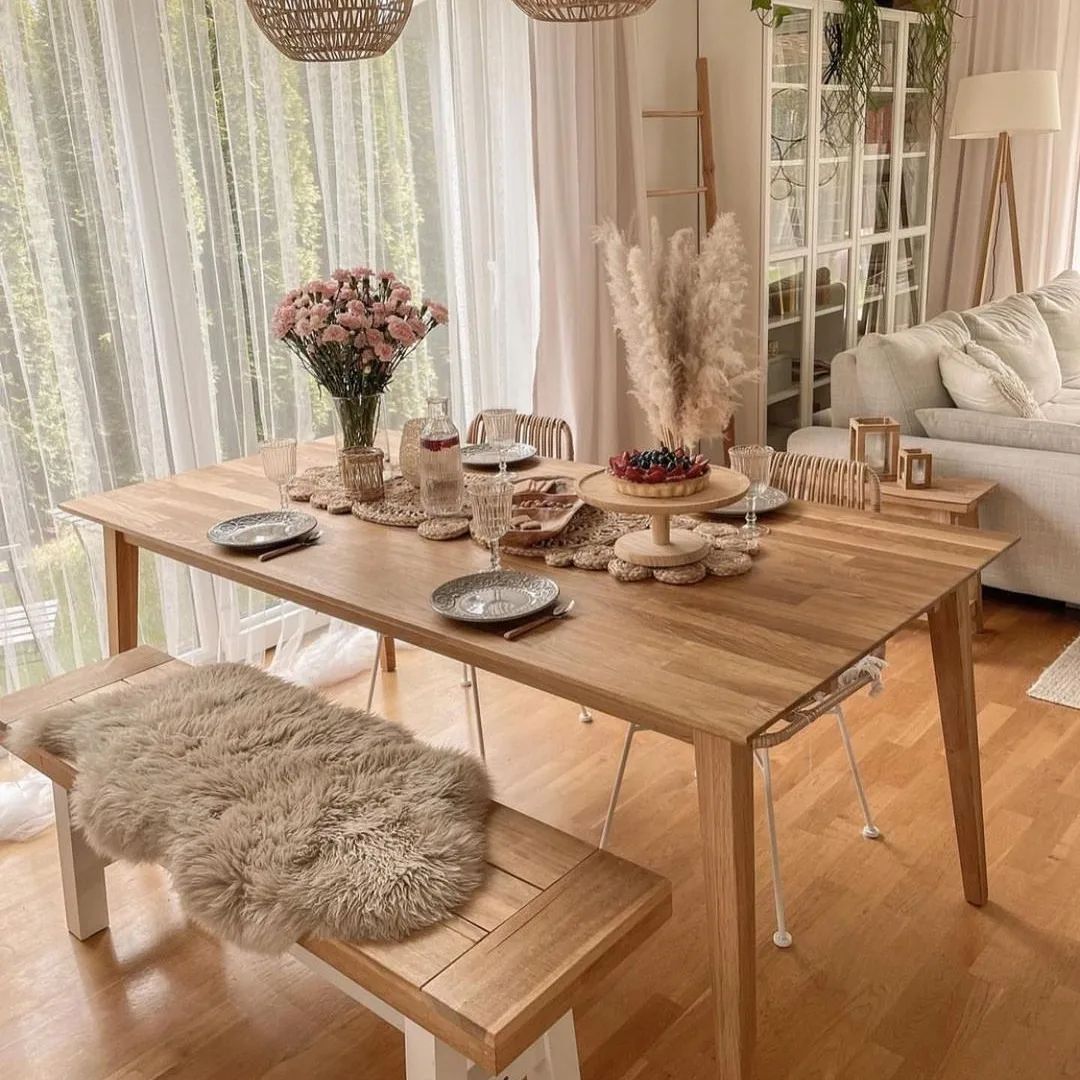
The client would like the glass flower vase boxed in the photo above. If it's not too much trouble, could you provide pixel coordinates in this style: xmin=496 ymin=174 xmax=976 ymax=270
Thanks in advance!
xmin=332 ymin=394 xmax=383 ymax=451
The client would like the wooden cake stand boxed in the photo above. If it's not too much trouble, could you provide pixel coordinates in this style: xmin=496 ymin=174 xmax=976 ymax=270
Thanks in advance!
xmin=577 ymin=469 xmax=750 ymax=568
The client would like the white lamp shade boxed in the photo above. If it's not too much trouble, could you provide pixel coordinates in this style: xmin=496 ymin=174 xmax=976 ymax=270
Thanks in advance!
xmin=950 ymin=70 xmax=1061 ymax=140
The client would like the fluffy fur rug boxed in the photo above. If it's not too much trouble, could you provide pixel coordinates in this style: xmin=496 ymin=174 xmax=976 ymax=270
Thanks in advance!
xmin=8 ymin=663 xmax=491 ymax=953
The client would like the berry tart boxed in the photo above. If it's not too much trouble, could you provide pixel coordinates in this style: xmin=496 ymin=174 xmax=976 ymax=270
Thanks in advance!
xmin=608 ymin=447 xmax=711 ymax=498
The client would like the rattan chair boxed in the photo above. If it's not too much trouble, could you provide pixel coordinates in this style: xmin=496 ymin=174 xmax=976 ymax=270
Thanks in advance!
xmin=466 ymin=412 xmax=575 ymax=462
xmin=599 ymin=451 xmax=885 ymax=948
xmin=367 ymin=413 xmax=586 ymax=759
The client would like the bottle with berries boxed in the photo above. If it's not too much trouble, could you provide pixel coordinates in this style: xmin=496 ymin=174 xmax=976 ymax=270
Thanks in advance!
xmin=419 ymin=396 xmax=465 ymax=518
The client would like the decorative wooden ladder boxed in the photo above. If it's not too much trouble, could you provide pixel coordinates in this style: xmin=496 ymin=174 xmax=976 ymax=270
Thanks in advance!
xmin=642 ymin=57 xmax=735 ymax=461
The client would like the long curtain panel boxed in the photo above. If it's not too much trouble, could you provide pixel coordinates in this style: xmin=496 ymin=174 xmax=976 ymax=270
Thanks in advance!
xmin=0 ymin=0 xmax=537 ymax=696
xmin=929 ymin=0 xmax=1080 ymax=312
xmin=530 ymin=23 xmax=648 ymax=464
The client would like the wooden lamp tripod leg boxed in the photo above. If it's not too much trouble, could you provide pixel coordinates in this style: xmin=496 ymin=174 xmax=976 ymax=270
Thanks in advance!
xmin=973 ymin=132 xmax=1008 ymax=308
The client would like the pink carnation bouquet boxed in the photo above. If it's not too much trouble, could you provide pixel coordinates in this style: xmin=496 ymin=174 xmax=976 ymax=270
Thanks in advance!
xmin=273 ymin=268 xmax=447 ymax=449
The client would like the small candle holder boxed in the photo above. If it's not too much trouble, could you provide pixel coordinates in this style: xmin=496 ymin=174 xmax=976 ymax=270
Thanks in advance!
xmin=849 ymin=416 xmax=901 ymax=482
xmin=898 ymin=447 xmax=933 ymax=490
xmin=339 ymin=447 xmax=385 ymax=503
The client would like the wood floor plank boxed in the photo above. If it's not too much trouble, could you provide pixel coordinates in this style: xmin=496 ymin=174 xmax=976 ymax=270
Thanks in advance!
xmin=2 ymin=592 xmax=1078 ymax=1078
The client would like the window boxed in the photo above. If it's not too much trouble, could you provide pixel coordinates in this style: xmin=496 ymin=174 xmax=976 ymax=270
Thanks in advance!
xmin=0 ymin=0 xmax=537 ymax=688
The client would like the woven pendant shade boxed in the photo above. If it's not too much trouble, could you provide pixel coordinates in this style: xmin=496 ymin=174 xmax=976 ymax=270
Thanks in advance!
xmin=245 ymin=0 xmax=413 ymax=62
xmin=509 ymin=0 xmax=657 ymax=20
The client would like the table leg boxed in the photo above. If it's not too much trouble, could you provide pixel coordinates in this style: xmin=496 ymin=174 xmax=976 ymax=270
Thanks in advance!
xmin=928 ymin=584 xmax=988 ymax=906
xmin=956 ymin=509 xmax=986 ymax=633
xmin=104 ymin=526 xmax=139 ymax=655
xmin=381 ymin=637 xmax=397 ymax=673
xmin=694 ymin=731 xmax=756 ymax=1078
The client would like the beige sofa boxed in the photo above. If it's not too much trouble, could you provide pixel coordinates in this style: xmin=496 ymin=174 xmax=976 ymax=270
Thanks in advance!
xmin=789 ymin=271 xmax=1080 ymax=606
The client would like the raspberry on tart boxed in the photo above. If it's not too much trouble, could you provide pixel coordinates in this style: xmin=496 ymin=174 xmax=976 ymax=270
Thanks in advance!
xmin=608 ymin=447 xmax=711 ymax=498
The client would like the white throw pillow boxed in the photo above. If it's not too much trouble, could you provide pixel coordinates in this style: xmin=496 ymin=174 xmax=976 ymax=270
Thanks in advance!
xmin=961 ymin=293 xmax=1061 ymax=404
xmin=939 ymin=342 xmax=1045 ymax=418
xmin=1028 ymin=270 xmax=1080 ymax=388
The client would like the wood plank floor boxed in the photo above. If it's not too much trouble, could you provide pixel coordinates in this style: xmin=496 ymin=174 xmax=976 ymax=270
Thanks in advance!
xmin=2 ymin=592 xmax=1079 ymax=1078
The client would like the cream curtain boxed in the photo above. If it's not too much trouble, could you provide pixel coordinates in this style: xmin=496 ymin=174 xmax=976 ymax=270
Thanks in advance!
xmin=0 ymin=0 xmax=536 ymax=696
xmin=530 ymin=24 xmax=648 ymax=463
xmin=929 ymin=0 xmax=1080 ymax=312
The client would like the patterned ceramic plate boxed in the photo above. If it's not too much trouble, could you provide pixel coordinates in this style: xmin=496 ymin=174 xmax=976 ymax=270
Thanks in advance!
xmin=462 ymin=442 xmax=538 ymax=468
xmin=708 ymin=486 xmax=790 ymax=518
xmin=431 ymin=570 xmax=559 ymax=623
xmin=207 ymin=510 xmax=319 ymax=551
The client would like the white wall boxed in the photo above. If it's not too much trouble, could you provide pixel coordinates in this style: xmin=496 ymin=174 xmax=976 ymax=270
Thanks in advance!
xmin=637 ymin=0 xmax=767 ymax=445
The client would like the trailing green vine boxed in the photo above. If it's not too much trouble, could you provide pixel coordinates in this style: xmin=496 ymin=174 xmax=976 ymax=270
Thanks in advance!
xmin=751 ymin=0 xmax=958 ymax=126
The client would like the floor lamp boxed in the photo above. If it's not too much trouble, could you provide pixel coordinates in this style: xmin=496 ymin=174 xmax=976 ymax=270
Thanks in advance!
xmin=950 ymin=69 xmax=1061 ymax=307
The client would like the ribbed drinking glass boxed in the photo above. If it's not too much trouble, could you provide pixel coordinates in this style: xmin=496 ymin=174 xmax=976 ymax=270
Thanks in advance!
xmin=482 ymin=407 xmax=516 ymax=476
xmin=728 ymin=445 xmax=775 ymax=539
xmin=259 ymin=437 xmax=297 ymax=510
xmin=470 ymin=476 xmax=514 ymax=572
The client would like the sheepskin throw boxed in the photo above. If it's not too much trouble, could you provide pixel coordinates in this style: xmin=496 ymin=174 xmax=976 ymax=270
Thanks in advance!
xmin=7 ymin=664 xmax=491 ymax=953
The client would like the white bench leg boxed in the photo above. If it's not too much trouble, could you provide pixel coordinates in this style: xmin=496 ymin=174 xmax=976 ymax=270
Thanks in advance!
xmin=533 ymin=1012 xmax=582 ymax=1080
xmin=404 ymin=1021 xmax=470 ymax=1080
xmin=52 ymin=783 xmax=109 ymax=940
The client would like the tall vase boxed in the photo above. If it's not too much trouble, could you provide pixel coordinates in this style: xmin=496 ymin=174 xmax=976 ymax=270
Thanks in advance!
xmin=333 ymin=394 xmax=383 ymax=450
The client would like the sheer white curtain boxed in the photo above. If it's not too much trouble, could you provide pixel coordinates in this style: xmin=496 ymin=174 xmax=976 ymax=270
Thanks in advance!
xmin=530 ymin=23 xmax=648 ymax=463
xmin=0 ymin=0 xmax=537 ymax=697
xmin=929 ymin=0 xmax=1080 ymax=312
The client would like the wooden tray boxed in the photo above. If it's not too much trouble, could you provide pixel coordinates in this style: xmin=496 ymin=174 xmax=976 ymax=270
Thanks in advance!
xmin=577 ymin=468 xmax=749 ymax=568
xmin=504 ymin=477 xmax=585 ymax=549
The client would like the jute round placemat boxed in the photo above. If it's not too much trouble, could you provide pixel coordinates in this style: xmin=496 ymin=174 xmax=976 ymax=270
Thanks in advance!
xmin=289 ymin=466 xmax=761 ymax=582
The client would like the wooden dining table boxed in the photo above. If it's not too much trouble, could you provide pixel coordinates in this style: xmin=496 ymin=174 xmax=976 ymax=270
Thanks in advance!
xmin=64 ymin=443 xmax=1017 ymax=1078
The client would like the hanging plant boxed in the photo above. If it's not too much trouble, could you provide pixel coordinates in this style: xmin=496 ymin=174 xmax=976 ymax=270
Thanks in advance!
xmin=750 ymin=0 xmax=792 ymax=27
xmin=752 ymin=0 xmax=958 ymax=127
xmin=900 ymin=0 xmax=961 ymax=119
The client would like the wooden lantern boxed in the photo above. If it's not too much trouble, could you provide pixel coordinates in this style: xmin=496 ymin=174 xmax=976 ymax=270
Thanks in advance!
xmin=898 ymin=447 xmax=933 ymax=490
xmin=849 ymin=417 xmax=901 ymax=482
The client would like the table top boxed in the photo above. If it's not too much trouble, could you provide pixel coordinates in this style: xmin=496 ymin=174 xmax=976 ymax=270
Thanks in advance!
xmin=879 ymin=476 xmax=998 ymax=514
xmin=64 ymin=445 xmax=1017 ymax=746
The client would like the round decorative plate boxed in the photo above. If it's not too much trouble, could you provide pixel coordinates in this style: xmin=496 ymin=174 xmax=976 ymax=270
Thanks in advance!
xmin=462 ymin=442 xmax=538 ymax=468
xmin=431 ymin=570 xmax=559 ymax=623
xmin=207 ymin=510 xmax=319 ymax=551
xmin=708 ymin=486 xmax=790 ymax=518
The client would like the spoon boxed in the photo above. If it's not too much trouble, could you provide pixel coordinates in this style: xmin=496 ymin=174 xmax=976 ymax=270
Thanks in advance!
xmin=504 ymin=599 xmax=576 ymax=642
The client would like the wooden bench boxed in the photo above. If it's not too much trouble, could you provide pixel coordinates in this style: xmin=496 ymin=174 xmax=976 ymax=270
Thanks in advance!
xmin=0 ymin=648 xmax=672 ymax=1080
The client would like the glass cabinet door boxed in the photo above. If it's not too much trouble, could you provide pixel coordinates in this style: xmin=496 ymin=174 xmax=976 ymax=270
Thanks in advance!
xmin=766 ymin=256 xmax=806 ymax=449
xmin=818 ymin=11 xmax=852 ymax=246
xmin=769 ymin=11 xmax=811 ymax=252
xmin=813 ymin=249 xmax=850 ymax=414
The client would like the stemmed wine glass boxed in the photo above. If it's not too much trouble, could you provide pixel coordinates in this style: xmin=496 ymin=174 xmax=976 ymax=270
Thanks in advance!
xmin=728 ymin=445 xmax=775 ymax=539
xmin=259 ymin=437 xmax=297 ymax=511
xmin=482 ymin=407 xmax=516 ymax=477
xmin=470 ymin=476 xmax=514 ymax=573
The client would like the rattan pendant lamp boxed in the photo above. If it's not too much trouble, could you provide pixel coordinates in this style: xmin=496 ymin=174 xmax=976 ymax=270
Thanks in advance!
xmin=509 ymin=0 xmax=657 ymax=19
xmin=245 ymin=0 xmax=413 ymax=61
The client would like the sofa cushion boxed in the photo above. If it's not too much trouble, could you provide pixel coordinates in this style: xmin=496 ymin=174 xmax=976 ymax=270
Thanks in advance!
xmin=917 ymin=407 xmax=1080 ymax=455
xmin=1040 ymin=402 xmax=1080 ymax=424
xmin=855 ymin=312 xmax=969 ymax=435
xmin=1028 ymin=270 xmax=1080 ymax=388
xmin=961 ymin=293 xmax=1061 ymax=404
xmin=939 ymin=342 xmax=1045 ymax=418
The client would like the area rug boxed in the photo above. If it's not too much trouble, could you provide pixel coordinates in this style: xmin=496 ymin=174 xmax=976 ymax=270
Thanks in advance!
xmin=6 ymin=663 xmax=491 ymax=953
xmin=1028 ymin=635 xmax=1080 ymax=710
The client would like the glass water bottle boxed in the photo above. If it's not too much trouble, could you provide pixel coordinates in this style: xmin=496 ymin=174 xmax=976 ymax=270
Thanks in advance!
xmin=419 ymin=396 xmax=465 ymax=518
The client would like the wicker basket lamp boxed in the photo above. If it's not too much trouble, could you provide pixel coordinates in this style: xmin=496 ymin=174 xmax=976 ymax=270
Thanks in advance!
xmin=508 ymin=0 xmax=657 ymax=20
xmin=245 ymin=0 xmax=413 ymax=62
